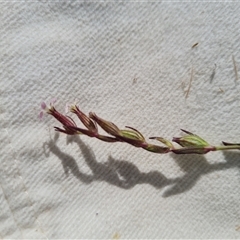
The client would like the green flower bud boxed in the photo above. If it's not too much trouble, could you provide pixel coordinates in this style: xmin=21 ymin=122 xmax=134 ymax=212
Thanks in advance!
xmin=173 ymin=129 xmax=209 ymax=147
xmin=89 ymin=112 xmax=120 ymax=136
xmin=70 ymin=105 xmax=97 ymax=132
xmin=120 ymin=126 xmax=145 ymax=141
xmin=149 ymin=137 xmax=174 ymax=149
xmin=143 ymin=144 xmax=170 ymax=154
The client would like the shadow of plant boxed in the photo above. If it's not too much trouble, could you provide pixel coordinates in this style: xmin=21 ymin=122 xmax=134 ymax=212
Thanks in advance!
xmin=164 ymin=151 xmax=240 ymax=197
xmin=44 ymin=134 xmax=240 ymax=197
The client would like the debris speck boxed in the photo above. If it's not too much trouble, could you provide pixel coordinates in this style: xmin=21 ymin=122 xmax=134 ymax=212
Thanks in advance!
xmin=181 ymin=79 xmax=186 ymax=90
xmin=218 ymin=87 xmax=224 ymax=93
xmin=235 ymin=225 xmax=240 ymax=231
xmin=210 ymin=64 xmax=216 ymax=83
xmin=185 ymin=67 xmax=194 ymax=98
xmin=132 ymin=76 xmax=138 ymax=84
xmin=113 ymin=232 xmax=120 ymax=239
xmin=192 ymin=42 xmax=199 ymax=48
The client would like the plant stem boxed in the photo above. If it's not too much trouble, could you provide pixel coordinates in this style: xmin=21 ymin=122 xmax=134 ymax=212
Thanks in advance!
xmin=215 ymin=145 xmax=240 ymax=151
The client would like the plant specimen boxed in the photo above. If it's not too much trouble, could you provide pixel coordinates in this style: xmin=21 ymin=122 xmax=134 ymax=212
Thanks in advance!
xmin=41 ymin=102 xmax=240 ymax=155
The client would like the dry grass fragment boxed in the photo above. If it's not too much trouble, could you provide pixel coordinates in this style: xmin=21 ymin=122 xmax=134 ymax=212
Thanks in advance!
xmin=232 ymin=55 xmax=239 ymax=81
xmin=185 ymin=67 xmax=194 ymax=98
xmin=192 ymin=42 xmax=199 ymax=48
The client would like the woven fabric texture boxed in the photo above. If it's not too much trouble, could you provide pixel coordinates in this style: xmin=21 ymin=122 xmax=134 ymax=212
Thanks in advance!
xmin=1 ymin=2 xmax=240 ymax=239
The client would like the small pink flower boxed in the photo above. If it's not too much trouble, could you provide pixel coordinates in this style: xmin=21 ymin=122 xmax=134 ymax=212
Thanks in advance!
xmin=39 ymin=99 xmax=56 ymax=119
xmin=40 ymin=100 xmax=77 ymax=134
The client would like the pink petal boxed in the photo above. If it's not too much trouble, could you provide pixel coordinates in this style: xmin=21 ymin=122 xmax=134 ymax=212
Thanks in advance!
xmin=50 ymin=98 xmax=57 ymax=106
xmin=41 ymin=102 xmax=47 ymax=110
xmin=39 ymin=111 xmax=44 ymax=119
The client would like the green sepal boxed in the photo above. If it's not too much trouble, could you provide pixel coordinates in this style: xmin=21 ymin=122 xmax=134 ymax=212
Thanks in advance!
xmin=149 ymin=137 xmax=174 ymax=149
xmin=173 ymin=129 xmax=210 ymax=147
xmin=143 ymin=144 xmax=170 ymax=154
xmin=120 ymin=126 xmax=145 ymax=141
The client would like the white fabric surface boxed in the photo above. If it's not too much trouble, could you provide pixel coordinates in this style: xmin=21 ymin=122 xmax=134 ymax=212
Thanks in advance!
xmin=1 ymin=2 xmax=240 ymax=239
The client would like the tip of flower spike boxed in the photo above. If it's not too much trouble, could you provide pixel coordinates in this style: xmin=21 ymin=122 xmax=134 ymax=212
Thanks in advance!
xmin=41 ymin=99 xmax=56 ymax=110
xmin=39 ymin=99 xmax=65 ymax=123
xmin=39 ymin=102 xmax=48 ymax=120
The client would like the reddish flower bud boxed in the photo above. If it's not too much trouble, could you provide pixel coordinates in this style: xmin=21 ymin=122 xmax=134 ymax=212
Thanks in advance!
xmin=48 ymin=106 xmax=77 ymax=128
xmin=89 ymin=112 xmax=120 ymax=136
xmin=70 ymin=105 xmax=97 ymax=132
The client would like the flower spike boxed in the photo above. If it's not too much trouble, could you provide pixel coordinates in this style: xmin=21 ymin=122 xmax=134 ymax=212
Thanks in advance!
xmin=42 ymin=103 xmax=240 ymax=155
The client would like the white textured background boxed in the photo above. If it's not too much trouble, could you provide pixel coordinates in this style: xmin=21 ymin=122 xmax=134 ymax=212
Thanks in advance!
xmin=1 ymin=2 xmax=240 ymax=239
